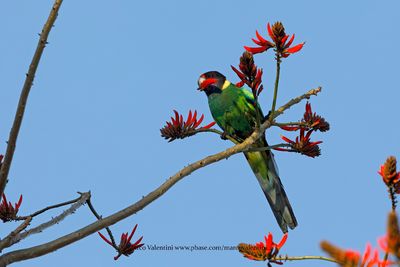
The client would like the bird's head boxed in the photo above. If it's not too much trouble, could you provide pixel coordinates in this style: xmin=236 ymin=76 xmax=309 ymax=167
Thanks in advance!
xmin=197 ymin=71 xmax=227 ymax=93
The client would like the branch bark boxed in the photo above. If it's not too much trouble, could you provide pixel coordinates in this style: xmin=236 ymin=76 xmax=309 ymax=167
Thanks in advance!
xmin=0 ymin=0 xmax=63 ymax=197
xmin=0 ymin=87 xmax=321 ymax=266
xmin=0 ymin=217 xmax=32 ymax=252
xmin=0 ymin=192 xmax=90 ymax=252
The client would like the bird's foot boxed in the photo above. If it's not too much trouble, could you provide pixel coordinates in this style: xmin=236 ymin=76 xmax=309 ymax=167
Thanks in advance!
xmin=220 ymin=131 xmax=228 ymax=140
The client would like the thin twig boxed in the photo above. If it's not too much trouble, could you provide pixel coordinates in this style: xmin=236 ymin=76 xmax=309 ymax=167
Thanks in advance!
xmin=17 ymin=195 xmax=83 ymax=220
xmin=0 ymin=217 xmax=32 ymax=252
xmin=269 ymin=54 xmax=281 ymax=120
xmin=274 ymin=255 xmax=340 ymax=264
xmin=86 ymin=199 xmax=118 ymax=249
xmin=245 ymin=143 xmax=290 ymax=152
xmin=197 ymin=128 xmax=240 ymax=144
xmin=273 ymin=122 xmax=307 ymax=128
xmin=0 ymin=0 xmax=64 ymax=197
xmin=389 ymin=186 xmax=397 ymax=211
xmin=0 ymin=192 xmax=90 ymax=251
xmin=0 ymin=87 xmax=321 ymax=266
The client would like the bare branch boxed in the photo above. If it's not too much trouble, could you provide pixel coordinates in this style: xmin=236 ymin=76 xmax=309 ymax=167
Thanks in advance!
xmin=0 ymin=0 xmax=64 ymax=196
xmin=17 ymin=194 xmax=83 ymax=220
xmin=274 ymin=255 xmax=340 ymax=264
xmin=86 ymin=199 xmax=118 ymax=249
xmin=0 ymin=217 xmax=32 ymax=252
xmin=0 ymin=87 xmax=321 ymax=266
xmin=0 ymin=192 xmax=89 ymax=252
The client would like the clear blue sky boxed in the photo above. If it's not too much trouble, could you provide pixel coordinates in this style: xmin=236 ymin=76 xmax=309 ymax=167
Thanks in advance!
xmin=1 ymin=1 xmax=400 ymax=266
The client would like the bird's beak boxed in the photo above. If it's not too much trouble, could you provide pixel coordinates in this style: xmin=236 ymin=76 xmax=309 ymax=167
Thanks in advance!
xmin=198 ymin=78 xmax=217 ymax=91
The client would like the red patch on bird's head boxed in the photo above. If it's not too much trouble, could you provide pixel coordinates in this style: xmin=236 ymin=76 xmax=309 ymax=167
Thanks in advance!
xmin=198 ymin=78 xmax=217 ymax=91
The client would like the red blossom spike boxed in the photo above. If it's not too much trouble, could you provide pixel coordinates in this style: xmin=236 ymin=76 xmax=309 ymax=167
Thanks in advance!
xmin=285 ymin=34 xmax=295 ymax=49
xmin=252 ymin=38 xmax=265 ymax=46
xmin=280 ymin=125 xmax=300 ymax=131
xmin=0 ymin=193 xmax=23 ymax=222
xmin=265 ymin=233 xmax=273 ymax=255
xmin=99 ymin=224 xmax=144 ymax=260
xmin=281 ymin=35 xmax=289 ymax=46
xmin=231 ymin=65 xmax=246 ymax=80
xmin=98 ymin=232 xmax=114 ymax=247
xmin=201 ymin=121 xmax=216 ymax=129
xmin=238 ymin=232 xmax=288 ymax=263
xmin=185 ymin=110 xmax=193 ymax=125
xmin=131 ymin=236 xmax=144 ymax=247
xmin=232 ymin=51 xmax=265 ymax=101
xmin=285 ymin=42 xmax=305 ymax=54
xmin=235 ymin=81 xmax=245 ymax=87
xmin=267 ymin=23 xmax=274 ymax=41
xmin=194 ymin=114 xmax=204 ymax=128
xmin=301 ymin=102 xmax=330 ymax=132
xmin=244 ymin=46 xmax=268 ymax=54
xmin=160 ymin=110 xmax=216 ymax=142
xmin=245 ymin=22 xmax=305 ymax=58
xmin=280 ymin=135 xmax=293 ymax=144
xmin=127 ymin=224 xmax=138 ymax=243
xmin=276 ymin=233 xmax=288 ymax=249
xmin=361 ymin=243 xmax=372 ymax=266
xmin=277 ymin=128 xmax=322 ymax=157
xmin=256 ymin=30 xmax=269 ymax=44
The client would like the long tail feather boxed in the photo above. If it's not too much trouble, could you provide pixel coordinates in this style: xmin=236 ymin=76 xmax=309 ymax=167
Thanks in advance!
xmin=244 ymin=140 xmax=297 ymax=233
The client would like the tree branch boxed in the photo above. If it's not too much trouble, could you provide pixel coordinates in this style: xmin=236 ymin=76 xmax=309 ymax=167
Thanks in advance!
xmin=17 ymin=194 xmax=83 ymax=220
xmin=274 ymin=255 xmax=340 ymax=264
xmin=86 ymin=199 xmax=118 ymax=249
xmin=0 ymin=192 xmax=89 ymax=252
xmin=0 ymin=0 xmax=64 ymax=197
xmin=0 ymin=217 xmax=32 ymax=252
xmin=0 ymin=86 xmax=321 ymax=266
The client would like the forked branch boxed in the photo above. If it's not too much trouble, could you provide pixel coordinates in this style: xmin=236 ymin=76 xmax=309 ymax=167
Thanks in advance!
xmin=0 ymin=87 xmax=321 ymax=266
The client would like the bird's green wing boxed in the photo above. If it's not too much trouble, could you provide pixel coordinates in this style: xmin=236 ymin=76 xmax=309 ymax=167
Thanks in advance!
xmin=241 ymin=87 xmax=265 ymax=119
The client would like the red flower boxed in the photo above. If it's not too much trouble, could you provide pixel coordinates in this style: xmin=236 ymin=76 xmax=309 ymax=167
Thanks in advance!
xmin=160 ymin=110 xmax=216 ymax=142
xmin=275 ymin=128 xmax=322 ymax=158
xmin=98 ymin=224 xmax=144 ymax=260
xmin=278 ymin=102 xmax=329 ymax=133
xmin=302 ymin=102 xmax=330 ymax=132
xmin=321 ymin=241 xmax=391 ymax=267
xmin=238 ymin=232 xmax=288 ymax=263
xmin=378 ymin=156 xmax=400 ymax=190
xmin=0 ymin=193 xmax=23 ymax=222
xmin=231 ymin=51 xmax=264 ymax=98
xmin=245 ymin=22 xmax=305 ymax=58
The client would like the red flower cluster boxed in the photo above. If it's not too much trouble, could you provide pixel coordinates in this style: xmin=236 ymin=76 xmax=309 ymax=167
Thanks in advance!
xmin=275 ymin=102 xmax=328 ymax=157
xmin=379 ymin=212 xmax=400 ymax=261
xmin=0 ymin=193 xmax=23 ymax=222
xmin=321 ymin=241 xmax=390 ymax=267
xmin=231 ymin=51 xmax=264 ymax=97
xmin=378 ymin=156 xmax=400 ymax=191
xmin=302 ymin=102 xmax=330 ymax=131
xmin=98 ymin=224 xmax=144 ymax=260
xmin=280 ymin=102 xmax=329 ymax=132
xmin=245 ymin=22 xmax=304 ymax=58
xmin=238 ymin=232 xmax=288 ymax=263
xmin=276 ymin=128 xmax=322 ymax=158
xmin=160 ymin=110 xmax=216 ymax=142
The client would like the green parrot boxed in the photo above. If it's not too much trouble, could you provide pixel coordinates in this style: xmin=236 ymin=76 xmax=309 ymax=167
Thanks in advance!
xmin=197 ymin=71 xmax=297 ymax=233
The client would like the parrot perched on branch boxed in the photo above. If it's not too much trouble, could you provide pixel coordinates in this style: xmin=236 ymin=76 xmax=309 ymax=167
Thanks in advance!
xmin=197 ymin=71 xmax=297 ymax=233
